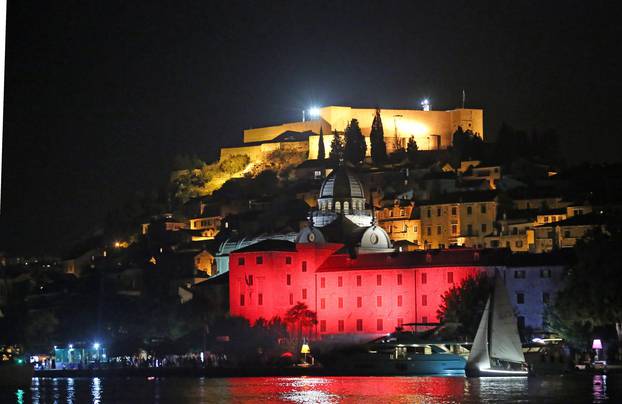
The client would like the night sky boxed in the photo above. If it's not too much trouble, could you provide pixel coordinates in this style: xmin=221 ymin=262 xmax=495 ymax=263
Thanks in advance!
xmin=2 ymin=1 xmax=621 ymax=255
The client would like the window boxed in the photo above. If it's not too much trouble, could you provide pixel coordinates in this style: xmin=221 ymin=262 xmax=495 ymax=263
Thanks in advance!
xmin=467 ymin=206 xmax=473 ymax=215
xmin=377 ymin=274 xmax=382 ymax=286
xmin=338 ymin=276 xmax=343 ymax=287
xmin=397 ymin=295 xmax=403 ymax=307
xmin=491 ymin=240 xmax=499 ymax=247
xmin=437 ymin=225 xmax=442 ymax=235
xmin=289 ymin=293 xmax=294 ymax=305
xmin=338 ymin=320 xmax=345 ymax=332
xmin=516 ymin=292 xmax=525 ymax=304
xmin=451 ymin=207 xmax=457 ymax=215
xmin=544 ymin=216 xmax=549 ymax=223
xmin=302 ymin=261 xmax=307 ymax=272
xmin=514 ymin=270 xmax=526 ymax=279
xmin=422 ymin=295 xmax=428 ymax=306
xmin=247 ymin=275 xmax=253 ymax=286
xmin=320 ymin=320 xmax=326 ymax=332
xmin=356 ymin=319 xmax=363 ymax=331
xmin=400 ymin=209 xmax=405 ymax=217
xmin=447 ymin=272 xmax=454 ymax=283
xmin=426 ymin=226 xmax=432 ymax=236
xmin=258 ymin=293 xmax=263 ymax=306
xmin=516 ymin=240 xmax=523 ymax=248
xmin=320 ymin=277 xmax=325 ymax=288
xmin=285 ymin=256 xmax=292 ymax=265
xmin=238 ymin=257 xmax=245 ymax=266
xmin=427 ymin=209 xmax=431 ymax=218
xmin=377 ymin=319 xmax=383 ymax=331
xmin=356 ymin=275 xmax=362 ymax=286
xmin=517 ymin=316 xmax=525 ymax=329
xmin=302 ymin=288 xmax=307 ymax=299
xmin=338 ymin=297 xmax=343 ymax=308
xmin=421 ymin=273 xmax=427 ymax=284
xmin=335 ymin=201 xmax=341 ymax=212
xmin=564 ymin=230 xmax=571 ymax=238
xmin=397 ymin=318 xmax=404 ymax=327
xmin=321 ymin=298 xmax=326 ymax=309
xmin=256 ymin=256 xmax=263 ymax=265
xmin=240 ymin=294 xmax=245 ymax=306
xmin=467 ymin=224 xmax=473 ymax=236
xmin=357 ymin=296 xmax=362 ymax=308
xmin=540 ymin=269 xmax=552 ymax=278
xmin=287 ymin=274 xmax=292 ymax=285
xmin=437 ymin=207 xmax=441 ymax=217
xmin=543 ymin=292 xmax=550 ymax=304
xmin=422 ymin=316 xmax=428 ymax=324
xmin=451 ymin=224 xmax=458 ymax=236
xmin=481 ymin=204 xmax=487 ymax=214
xmin=397 ymin=274 xmax=403 ymax=285
xmin=344 ymin=201 xmax=349 ymax=212
xmin=481 ymin=223 xmax=487 ymax=233
xmin=376 ymin=295 xmax=382 ymax=307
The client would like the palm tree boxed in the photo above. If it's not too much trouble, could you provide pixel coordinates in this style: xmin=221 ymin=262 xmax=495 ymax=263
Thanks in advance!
xmin=284 ymin=302 xmax=317 ymax=344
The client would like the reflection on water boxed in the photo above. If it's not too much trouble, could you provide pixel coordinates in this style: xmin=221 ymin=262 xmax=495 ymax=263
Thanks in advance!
xmin=0 ymin=374 xmax=619 ymax=403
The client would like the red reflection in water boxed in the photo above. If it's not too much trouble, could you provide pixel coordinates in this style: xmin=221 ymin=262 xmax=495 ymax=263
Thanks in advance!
xmin=226 ymin=376 xmax=465 ymax=403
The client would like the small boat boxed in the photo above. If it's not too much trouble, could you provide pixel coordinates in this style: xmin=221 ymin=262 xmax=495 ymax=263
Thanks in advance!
xmin=326 ymin=324 xmax=470 ymax=376
xmin=466 ymin=272 xmax=529 ymax=377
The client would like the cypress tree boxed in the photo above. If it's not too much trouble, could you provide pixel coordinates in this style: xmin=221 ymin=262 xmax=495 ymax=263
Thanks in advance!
xmin=370 ymin=108 xmax=387 ymax=165
xmin=344 ymin=119 xmax=366 ymax=164
xmin=317 ymin=126 xmax=325 ymax=160
xmin=328 ymin=130 xmax=344 ymax=161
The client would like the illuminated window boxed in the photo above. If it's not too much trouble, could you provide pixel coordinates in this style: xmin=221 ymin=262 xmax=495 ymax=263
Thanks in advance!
xmin=289 ymin=293 xmax=294 ymax=305
xmin=344 ymin=201 xmax=349 ymax=212
xmin=357 ymin=296 xmax=362 ymax=307
xmin=377 ymin=296 xmax=382 ymax=307
xmin=302 ymin=288 xmax=307 ymax=299
xmin=356 ymin=275 xmax=362 ymax=286
xmin=240 ymin=294 xmax=245 ymax=306
xmin=302 ymin=261 xmax=307 ymax=272
xmin=540 ymin=269 xmax=551 ymax=278
xmin=287 ymin=274 xmax=291 ymax=285
xmin=321 ymin=298 xmax=325 ymax=309
xmin=338 ymin=276 xmax=343 ymax=287
xmin=397 ymin=295 xmax=403 ymax=307
xmin=451 ymin=223 xmax=458 ymax=235
xmin=514 ymin=270 xmax=526 ymax=279
xmin=400 ymin=209 xmax=405 ymax=217
xmin=543 ymin=292 xmax=550 ymax=304
xmin=377 ymin=275 xmax=382 ymax=286
xmin=421 ymin=273 xmax=427 ymax=284
xmin=285 ymin=256 xmax=292 ymax=265
xmin=338 ymin=297 xmax=343 ymax=308
xmin=422 ymin=295 xmax=427 ymax=306
xmin=377 ymin=319 xmax=383 ymax=331
xmin=320 ymin=320 xmax=326 ymax=332
xmin=338 ymin=320 xmax=345 ymax=332
xmin=356 ymin=319 xmax=363 ymax=331
xmin=447 ymin=272 xmax=454 ymax=283
xmin=320 ymin=277 xmax=325 ymax=288
xmin=238 ymin=257 xmax=245 ymax=266
xmin=335 ymin=201 xmax=341 ymax=212
xmin=397 ymin=274 xmax=402 ymax=285
xmin=258 ymin=293 xmax=263 ymax=305
xmin=256 ymin=256 xmax=263 ymax=264
xmin=516 ymin=292 xmax=525 ymax=304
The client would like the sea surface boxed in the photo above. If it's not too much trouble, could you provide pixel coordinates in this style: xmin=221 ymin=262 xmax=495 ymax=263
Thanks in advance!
xmin=0 ymin=374 xmax=619 ymax=403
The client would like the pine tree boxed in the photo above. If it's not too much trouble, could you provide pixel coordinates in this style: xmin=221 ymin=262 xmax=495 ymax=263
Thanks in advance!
xmin=407 ymin=136 xmax=418 ymax=163
xmin=344 ymin=119 xmax=366 ymax=164
xmin=370 ymin=108 xmax=387 ymax=165
xmin=317 ymin=126 xmax=325 ymax=160
xmin=328 ymin=130 xmax=344 ymax=161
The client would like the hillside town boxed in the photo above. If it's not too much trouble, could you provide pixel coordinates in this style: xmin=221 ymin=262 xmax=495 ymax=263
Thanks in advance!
xmin=2 ymin=104 xmax=621 ymax=372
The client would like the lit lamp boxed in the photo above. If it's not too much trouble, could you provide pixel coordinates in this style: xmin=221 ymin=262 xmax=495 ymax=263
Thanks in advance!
xmin=300 ymin=339 xmax=311 ymax=364
xmin=592 ymin=339 xmax=602 ymax=361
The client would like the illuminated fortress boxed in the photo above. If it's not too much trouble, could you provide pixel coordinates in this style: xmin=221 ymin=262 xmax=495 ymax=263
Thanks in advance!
xmin=220 ymin=105 xmax=483 ymax=162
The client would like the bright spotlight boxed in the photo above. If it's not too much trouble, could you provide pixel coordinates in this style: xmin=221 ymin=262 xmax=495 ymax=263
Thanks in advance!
xmin=421 ymin=99 xmax=430 ymax=111
xmin=93 ymin=342 xmax=100 ymax=350
xmin=308 ymin=107 xmax=321 ymax=118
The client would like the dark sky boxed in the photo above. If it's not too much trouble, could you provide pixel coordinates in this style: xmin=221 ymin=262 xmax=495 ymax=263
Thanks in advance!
xmin=2 ymin=0 xmax=621 ymax=255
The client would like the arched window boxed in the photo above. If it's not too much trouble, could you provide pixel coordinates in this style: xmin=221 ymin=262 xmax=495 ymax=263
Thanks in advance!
xmin=328 ymin=201 xmax=332 ymax=211
xmin=344 ymin=201 xmax=349 ymax=213
xmin=335 ymin=201 xmax=341 ymax=212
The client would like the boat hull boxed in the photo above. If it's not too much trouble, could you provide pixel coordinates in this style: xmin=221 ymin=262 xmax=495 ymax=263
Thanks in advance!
xmin=465 ymin=366 xmax=528 ymax=377
xmin=0 ymin=363 xmax=34 ymax=388
xmin=334 ymin=353 xmax=467 ymax=376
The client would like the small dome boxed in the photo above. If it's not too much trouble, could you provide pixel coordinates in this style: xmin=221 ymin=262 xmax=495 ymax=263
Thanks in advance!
xmin=319 ymin=166 xmax=365 ymax=200
xmin=360 ymin=226 xmax=393 ymax=250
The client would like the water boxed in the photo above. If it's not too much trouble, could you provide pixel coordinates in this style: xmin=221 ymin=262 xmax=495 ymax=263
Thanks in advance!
xmin=1 ymin=374 xmax=618 ymax=403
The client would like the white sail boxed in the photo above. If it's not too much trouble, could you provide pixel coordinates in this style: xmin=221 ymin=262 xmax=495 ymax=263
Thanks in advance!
xmin=489 ymin=274 xmax=525 ymax=363
xmin=467 ymin=297 xmax=491 ymax=369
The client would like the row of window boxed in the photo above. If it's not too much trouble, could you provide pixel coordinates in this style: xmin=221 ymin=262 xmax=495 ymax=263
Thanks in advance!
xmin=319 ymin=317 xmax=430 ymax=332
xmin=516 ymin=292 xmax=550 ymax=304
xmin=426 ymin=204 xmax=488 ymax=218
xmin=320 ymin=200 xmax=364 ymax=212
xmin=514 ymin=269 xmax=552 ymax=279
xmin=238 ymin=256 xmax=307 ymax=272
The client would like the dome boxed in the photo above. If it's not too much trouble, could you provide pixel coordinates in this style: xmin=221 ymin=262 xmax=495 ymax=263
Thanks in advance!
xmin=319 ymin=166 xmax=365 ymax=200
xmin=359 ymin=226 xmax=393 ymax=251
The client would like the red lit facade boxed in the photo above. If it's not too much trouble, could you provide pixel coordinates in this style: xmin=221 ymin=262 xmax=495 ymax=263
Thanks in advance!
xmin=230 ymin=240 xmax=502 ymax=336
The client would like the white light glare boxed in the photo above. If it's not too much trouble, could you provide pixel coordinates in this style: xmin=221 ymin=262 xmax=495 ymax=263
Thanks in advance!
xmin=308 ymin=107 xmax=321 ymax=118
xmin=93 ymin=342 xmax=101 ymax=350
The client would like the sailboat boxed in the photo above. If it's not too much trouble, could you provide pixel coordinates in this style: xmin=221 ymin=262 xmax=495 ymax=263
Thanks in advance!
xmin=466 ymin=272 xmax=529 ymax=377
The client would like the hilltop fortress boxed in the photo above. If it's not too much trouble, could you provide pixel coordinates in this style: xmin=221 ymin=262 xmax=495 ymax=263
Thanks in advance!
xmin=219 ymin=105 xmax=483 ymax=162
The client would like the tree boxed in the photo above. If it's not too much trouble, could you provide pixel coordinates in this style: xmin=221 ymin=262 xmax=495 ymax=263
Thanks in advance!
xmin=328 ymin=130 xmax=344 ymax=162
xmin=343 ymin=119 xmax=366 ymax=164
xmin=219 ymin=154 xmax=250 ymax=175
xmin=370 ymin=108 xmax=387 ymax=165
xmin=437 ymin=273 xmax=491 ymax=338
xmin=407 ymin=136 xmax=418 ymax=163
xmin=552 ymin=227 xmax=622 ymax=355
xmin=317 ymin=127 xmax=326 ymax=161
xmin=284 ymin=302 xmax=317 ymax=344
